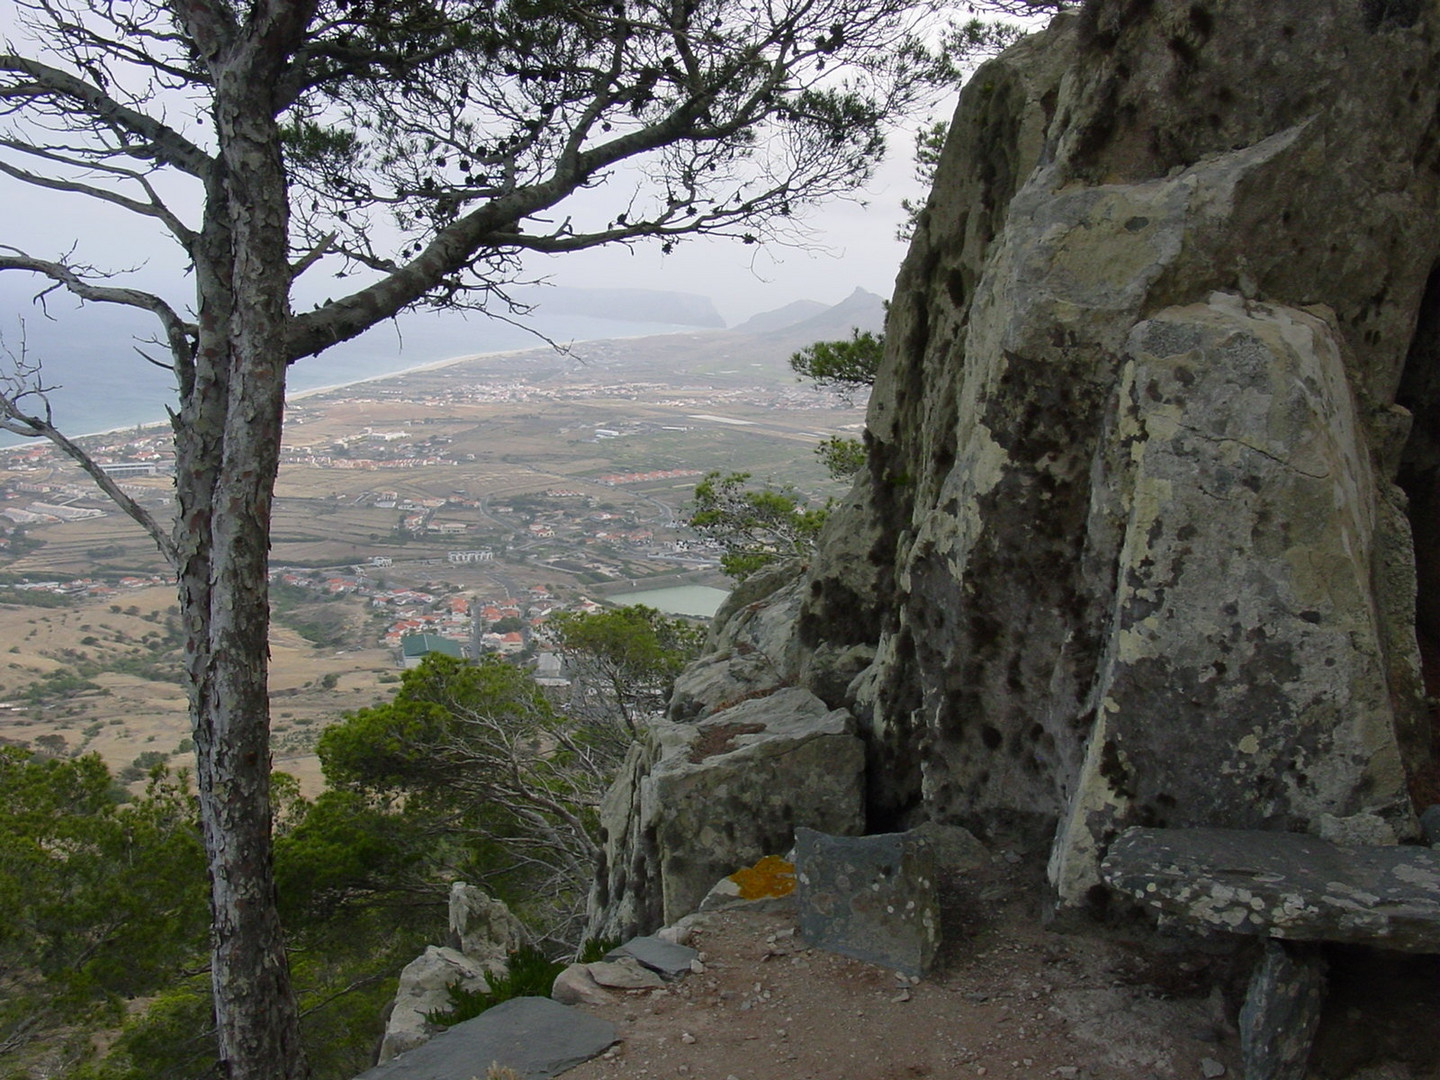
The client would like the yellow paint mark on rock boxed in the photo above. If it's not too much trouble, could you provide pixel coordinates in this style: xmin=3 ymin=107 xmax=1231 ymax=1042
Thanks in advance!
xmin=728 ymin=855 xmax=796 ymax=900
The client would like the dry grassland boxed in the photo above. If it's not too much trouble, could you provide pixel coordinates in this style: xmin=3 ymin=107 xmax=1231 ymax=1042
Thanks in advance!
xmin=0 ymin=585 xmax=396 ymax=795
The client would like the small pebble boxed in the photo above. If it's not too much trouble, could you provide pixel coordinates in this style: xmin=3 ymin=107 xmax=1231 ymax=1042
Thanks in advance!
xmin=680 ymin=1032 xmax=696 ymax=1045
xmin=690 ymin=959 xmax=707 ymax=974
xmin=1201 ymin=1059 xmax=1226 ymax=1079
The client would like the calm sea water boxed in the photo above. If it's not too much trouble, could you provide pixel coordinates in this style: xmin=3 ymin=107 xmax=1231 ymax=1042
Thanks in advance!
xmin=0 ymin=304 xmax=693 ymax=447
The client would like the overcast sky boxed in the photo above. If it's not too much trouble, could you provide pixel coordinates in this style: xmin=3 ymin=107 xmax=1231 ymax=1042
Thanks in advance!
xmin=0 ymin=104 xmax=931 ymax=330
xmin=0 ymin=6 xmax=1049 ymax=342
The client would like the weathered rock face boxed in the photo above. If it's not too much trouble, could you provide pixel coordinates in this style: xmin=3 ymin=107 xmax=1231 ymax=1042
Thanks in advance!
xmin=793 ymin=0 xmax=1440 ymax=903
xmin=448 ymin=881 xmax=527 ymax=966
xmin=588 ymin=686 xmax=865 ymax=939
xmin=1051 ymin=294 xmax=1415 ymax=896
xmin=667 ymin=560 xmax=806 ymax=721
xmin=378 ymin=945 xmax=495 ymax=1063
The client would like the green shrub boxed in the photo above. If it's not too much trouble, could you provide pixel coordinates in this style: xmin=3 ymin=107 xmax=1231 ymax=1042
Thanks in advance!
xmin=578 ymin=936 xmax=620 ymax=964
xmin=426 ymin=946 xmax=566 ymax=1027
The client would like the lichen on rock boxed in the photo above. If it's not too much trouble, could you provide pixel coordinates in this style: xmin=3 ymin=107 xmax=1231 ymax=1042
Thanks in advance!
xmin=594 ymin=0 xmax=1440 ymax=935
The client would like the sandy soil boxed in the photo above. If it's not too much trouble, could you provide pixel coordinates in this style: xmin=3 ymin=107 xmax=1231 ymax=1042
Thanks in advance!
xmin=560 ymin=851 xmax=1440 ymax=1080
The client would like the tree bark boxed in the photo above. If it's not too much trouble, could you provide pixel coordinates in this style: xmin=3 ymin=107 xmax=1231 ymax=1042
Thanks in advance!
xmin=171 ymin=13 xmax=310 ymax=1076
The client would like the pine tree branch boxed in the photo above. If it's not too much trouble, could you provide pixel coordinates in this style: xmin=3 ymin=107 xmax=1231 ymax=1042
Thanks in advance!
xmin=0 ymin=54 xmax=213 ymax=177
xmin=0 ymin=393 xmax=178 ymax=565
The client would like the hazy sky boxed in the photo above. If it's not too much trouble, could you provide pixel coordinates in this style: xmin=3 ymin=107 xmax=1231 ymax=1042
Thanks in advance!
xmin=535 ymin=152 xmax=925 ymax=323
xmin=0 ymin=98 xmax=931 ymax=330
xmin=0 ymin=5 xmax=1048 ymax=342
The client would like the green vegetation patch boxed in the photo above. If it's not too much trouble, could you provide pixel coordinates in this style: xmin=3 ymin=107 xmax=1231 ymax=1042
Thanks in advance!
xmin=426 ymin=945 xmax=567 ymax=1027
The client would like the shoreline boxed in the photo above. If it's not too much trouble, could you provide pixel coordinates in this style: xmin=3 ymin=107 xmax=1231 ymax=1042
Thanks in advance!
xmin=20 ymin=324 xmax=697 ymax=449
xmin=66 ymin=346 xmax=536 ymax=444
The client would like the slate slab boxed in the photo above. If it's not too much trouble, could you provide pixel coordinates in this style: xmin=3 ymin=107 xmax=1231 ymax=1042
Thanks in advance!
xmin=607 ymin=934 xmax=699 ymax=978
xmin=1100 ymin=827 xmax=1440 ymax=951
xmin=794 ymin=827 xmax=939 ymax=978
xmin=353 ymin=996 xmax=615 ymax=1080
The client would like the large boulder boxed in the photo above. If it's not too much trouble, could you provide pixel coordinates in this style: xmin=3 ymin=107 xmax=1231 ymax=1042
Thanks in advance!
xmin=791 ymin=0 xmax=1440 ymax=900
xmin=667 ymin=560 xmax=806 ymax=721
xmin=448 ymin=881 xmax=527 ymax=966
xmin=378 ymin=946 xmax=498 ymax=1063
xmin=588 ymin=686 xmax=865 ymax=939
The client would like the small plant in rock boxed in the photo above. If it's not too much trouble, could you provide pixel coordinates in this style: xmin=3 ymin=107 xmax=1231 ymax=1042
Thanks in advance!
xmin=577 ymin=937 xmax=621 ymax=964
xmin=427 ymin=946 xmax=566 ymax=1027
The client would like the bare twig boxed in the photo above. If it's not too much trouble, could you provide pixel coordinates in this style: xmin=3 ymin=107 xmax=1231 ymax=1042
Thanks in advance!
xmin=0 ymin=326 xmax=177 ymax=565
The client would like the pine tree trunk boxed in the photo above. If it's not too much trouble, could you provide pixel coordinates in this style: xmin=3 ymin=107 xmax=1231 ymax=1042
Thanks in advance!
xmin=171 ymin=50 xmax=308 ymax=1080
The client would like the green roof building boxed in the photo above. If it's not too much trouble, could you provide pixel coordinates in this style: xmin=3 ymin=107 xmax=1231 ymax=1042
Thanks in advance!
xmin=400 ymin=633 xmax=465 ymax=668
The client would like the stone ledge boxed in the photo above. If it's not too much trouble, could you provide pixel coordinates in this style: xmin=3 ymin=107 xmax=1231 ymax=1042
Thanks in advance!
xmin=1100 ymin=826 xmax=1440 ymax=952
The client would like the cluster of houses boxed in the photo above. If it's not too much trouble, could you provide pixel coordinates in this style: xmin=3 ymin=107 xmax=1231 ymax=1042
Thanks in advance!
xmin=1 ymin=573 xmax=171 ymax=599
xmin=596 ymin=467 xmax=703 ymax=486
xmin=0 ymin=434 xmax=173 ymax=526
xmin=268 ymin=566 xmax=606 ymax=667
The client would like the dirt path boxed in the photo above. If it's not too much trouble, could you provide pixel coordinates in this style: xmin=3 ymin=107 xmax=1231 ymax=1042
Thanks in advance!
xmin=561 ymin=853 xmax=1252 ymax=1080
xmin=557 ymin=843 xmax=1440 ymax=1080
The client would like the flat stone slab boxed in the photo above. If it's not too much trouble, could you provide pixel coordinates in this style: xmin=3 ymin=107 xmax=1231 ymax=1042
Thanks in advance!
xmin=354 ymin=996 xmax=615 ymax=1080
xmin=794 ymin=827 xmax=939 ymax=977
xmin=1101 ymin=827 xmax=1440 ymax=952
xmin=607 ymin=934 xmax=698 ymax=978
xmin=584 ymin=957 xmax=666 ymax=990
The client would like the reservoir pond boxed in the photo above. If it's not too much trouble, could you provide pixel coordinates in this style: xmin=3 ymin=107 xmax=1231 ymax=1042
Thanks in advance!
xmin=608 ymin=585 xmax=731 ymax=618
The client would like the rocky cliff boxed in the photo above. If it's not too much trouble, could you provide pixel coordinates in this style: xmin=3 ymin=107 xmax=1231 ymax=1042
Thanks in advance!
xmin=593 ymin=0 xmax=1440 ymax=934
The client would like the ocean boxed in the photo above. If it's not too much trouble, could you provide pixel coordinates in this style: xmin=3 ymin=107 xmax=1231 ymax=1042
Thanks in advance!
xmin=0 ymin=304 xmax=695 ymax=447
